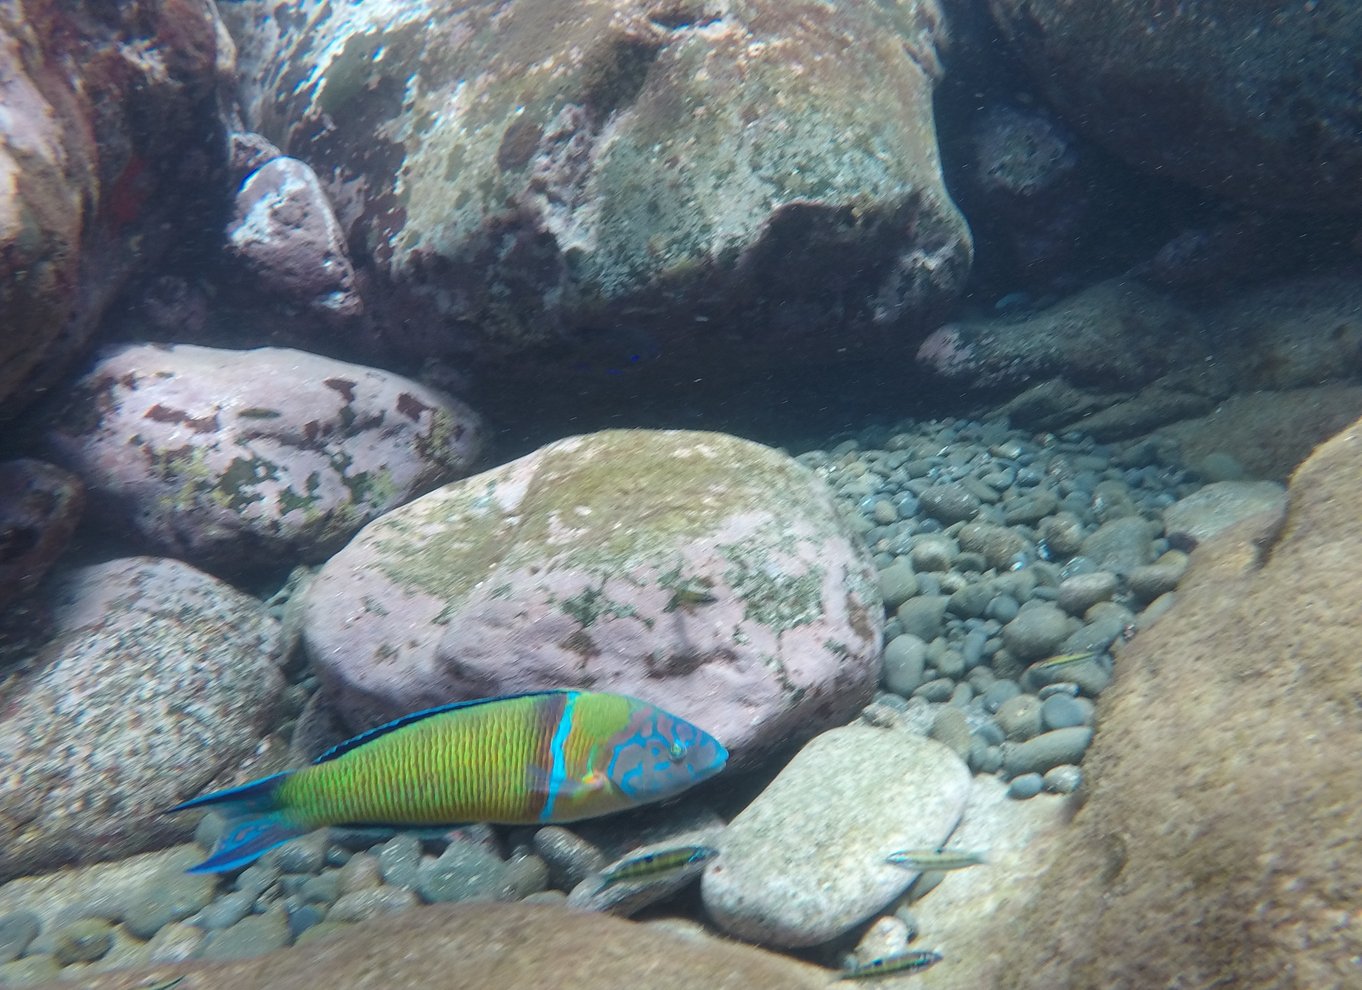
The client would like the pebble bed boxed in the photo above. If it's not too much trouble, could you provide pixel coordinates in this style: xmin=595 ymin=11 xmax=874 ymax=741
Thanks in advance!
xmin=0 ymin=416 xmax=1202 ymax=985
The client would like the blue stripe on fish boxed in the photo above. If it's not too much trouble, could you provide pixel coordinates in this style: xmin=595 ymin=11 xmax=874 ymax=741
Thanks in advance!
xmin=539 ymin=691 xmax=578 ymax=822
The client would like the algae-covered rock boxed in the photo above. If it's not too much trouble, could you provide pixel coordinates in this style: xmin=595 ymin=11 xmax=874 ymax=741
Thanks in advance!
xmin=301 ymin=429 xmax=882 ymax=765
xmin=0 ymin=2 xmax=233 ymax=417
xmin=46 ymin=343 xmax=484 ymax=576
xmin=221 ymin=0 xmax=970 ymax=381
xmin=0 ymin=559 xmax=283 ymax=882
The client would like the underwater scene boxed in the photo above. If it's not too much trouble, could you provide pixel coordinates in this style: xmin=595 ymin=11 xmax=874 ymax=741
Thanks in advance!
xmin=2 ymin=1 xmax=1362 ymax=987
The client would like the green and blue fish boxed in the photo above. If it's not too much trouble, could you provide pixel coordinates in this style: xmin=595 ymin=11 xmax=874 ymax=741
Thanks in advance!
xmin=168 ymin=690 xmax=728 ymax=874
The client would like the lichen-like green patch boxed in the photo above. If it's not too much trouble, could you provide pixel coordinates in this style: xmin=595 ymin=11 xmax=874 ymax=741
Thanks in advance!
xmin=558 ymin=584 xmax=643 ymax=628
xmin=366 ymin=432 xmax=857 ymax=624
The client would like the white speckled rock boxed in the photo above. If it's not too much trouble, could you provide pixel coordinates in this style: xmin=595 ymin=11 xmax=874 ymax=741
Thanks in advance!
xmin=1162 ymin=480 xmax=1286 ymax=545
xmin=46 ymin=343 xmax=484 ymax=575
xmin=301 ymin=429 xmax=883 ymax=766
xmin=0 ymin=558 xmax=284 ymax=882
xmin=701 ymin=725 xmax=971 ymax=947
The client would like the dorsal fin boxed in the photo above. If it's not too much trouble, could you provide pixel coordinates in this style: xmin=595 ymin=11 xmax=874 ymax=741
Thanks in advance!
xmin=312 ymin=690 xmax=578 ymax=764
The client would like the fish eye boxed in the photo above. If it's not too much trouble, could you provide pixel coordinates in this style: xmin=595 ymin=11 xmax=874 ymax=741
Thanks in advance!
xmin=668 ymin=739 xmax=689 ymax=761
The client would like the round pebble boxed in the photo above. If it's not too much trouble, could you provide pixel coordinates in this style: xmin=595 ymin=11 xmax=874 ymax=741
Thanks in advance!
xmin=1001 ymin=603 xmax=1073 ymax=660
xmin=416 ymin=843 xmax=516 ymax=903
xmin=1043 ymin=764 xmax=1084 ymax=794
xmin=51 ymin=918 xmax=113 ymax=965
xmin=200 ymin=908 xmax=290 ymax=961
xmin=877 ymin=561 xmax=919 ymax=608
xmin=1040 ymin=693 xmax=1089 ymax=730
xmin=895 ymin=596 xmax=949 ymax=641
xmin=1007 ymin=773 xmax=1045 ymax=800
xmin=993 ymin=693 xmax=1043 ymax=741
xmin=1056 ymin=571 xmax=1119 ymax=615
xmin=376 ymin=833 xmax=423 ymax=889
xmin=327 ymin=886 xmax=420 ymax=922
xmin=1001 ymin=727 xmax=1094 ymax=777
xmin=0 ymin=912 xmax=40 ymax=964
xmin=919 ymin=484 xmax=981 ymax=523
xmin=882 ymin=634 xmax=928 ymax=697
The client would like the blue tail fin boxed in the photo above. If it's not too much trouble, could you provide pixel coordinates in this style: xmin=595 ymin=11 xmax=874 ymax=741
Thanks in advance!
xmin=166 ymin=771 xmax=309 ymax=874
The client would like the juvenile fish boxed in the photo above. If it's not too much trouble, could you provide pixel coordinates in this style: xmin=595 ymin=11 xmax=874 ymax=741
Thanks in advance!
xmin=664 ymin=578 xmax=717 ymax=613
xmin=1030 ymin=650 xmax=1105 ymax=672
xmin=840 ymin=949 xmax=943 ymax=979
xmin=597 ymin=843 xmax=719 ymax=889
xmin=885 ymin=847 xmax=987 ymax=871
xmin=166 ymin=691 xmax=727 ymax=874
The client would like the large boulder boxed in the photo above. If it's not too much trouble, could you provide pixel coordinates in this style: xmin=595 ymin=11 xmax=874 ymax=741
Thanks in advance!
xmin=301 ymin=429 xmax=883 ymax=766
xmin=220 ymin=0 xmax=970 ymax=386
xmin=0 ymin=557 xmax=284 ymax=883
xmin=930 ymin=413 xmax=1362 ymax=988
xmin=46 ymin=344 xmax=484 ymax=576
xmin=0 ymin=2 xmax=233 ymax=417
xmin=987 ymin=0 xmax=1362 ymax=211
xmin=702 ymin=725 xmax=971 ymax=947
xmin=44 ymin=900 xmax=832 ymax=990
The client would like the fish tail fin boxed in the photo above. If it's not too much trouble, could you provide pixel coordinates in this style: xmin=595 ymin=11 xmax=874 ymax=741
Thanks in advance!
xmin=166 ymin=771 xmax=308 ymax=874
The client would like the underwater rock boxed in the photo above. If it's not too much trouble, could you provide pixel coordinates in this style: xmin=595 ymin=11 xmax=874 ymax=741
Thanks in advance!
xmin=219 ymin=0 xmax=970 ymax=387
xmin=943 ymin=409 xmax=1362 ymax=988
xmin=701 ymin=725 xmax=970 ymax=947
xmin=988 ymin=1 xmax=1362 ymax=212
xmin=1163 ymin=481 xmax=1287 ymax=548
xmin=64 ymin=900 xmax=831 ymax=990
xmin=0 ymin=1 xmax=234 ymax=417
xmin=0 ymin=558 xmax=283 ymax=882
xmin=0 ymin=459 xmax=84 ymax=606
xmin=301 ymin=429 xmax=883 ymax=766
xmin=225 ymin=155 xmax=362 ymax=317
xmin=917 ymin=279 xmax=1203 ymax=392
xmin=46 ymin=343 xmax=484 ymax=576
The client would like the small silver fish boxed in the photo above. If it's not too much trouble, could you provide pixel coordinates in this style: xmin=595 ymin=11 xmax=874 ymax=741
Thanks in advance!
xmin=597 ymin=843 xmax=719 ymax=889
xmin=664 ymin=578 xmax=717 ymax=614
xmin=140 ymin=978 xmax=185 ymax=990
xmin=1030 ymin=650 xmax=1105 ymax=672
xmin=885 ymin=847 xmax=987 ymax=871
xmin=840 ymin=949 xmax=943 ymax=979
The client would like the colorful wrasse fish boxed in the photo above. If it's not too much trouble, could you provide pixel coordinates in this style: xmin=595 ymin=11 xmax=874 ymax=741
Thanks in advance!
xmin=167 ymin=690 xmax=728 ymax=874
xmin=597 ymin=843 xmax=719 ymax=890
xmin=839 ymin=949 xmax=943 ymax=979
xmin=885 ymin=847 xmax=987 ymax=871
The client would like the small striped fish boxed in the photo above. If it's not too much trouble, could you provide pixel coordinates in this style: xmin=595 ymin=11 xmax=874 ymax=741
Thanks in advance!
xmin=885 ymin=847 xmax=987 ymax=871
xmin=840 ymin=949 xmax=943 ymax=979
xmin=597 ymin=843 xmax=719 ymax=889
xmin=167 ymin=691 xmax=727 ymax=874
xmin=1030 ymin=650 xmax=1106 ymax=672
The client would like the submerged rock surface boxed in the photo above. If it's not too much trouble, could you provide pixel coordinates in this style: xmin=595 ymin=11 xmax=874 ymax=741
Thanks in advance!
xmin=221 ymin=0 xmax=970 ymax=382
xmin=0 ymin=558 xmax=284 ymax=883
xmin=302 ymin=429 xmax=883 ymax=765
xmin=988 ymin=1 xmax=1362 ymax=212
xmin=46 ymin=344 xmax=483 ymax=575
xmin=938 ymin=412 xmax=1362 ymax=988
xmin=47 ymin=900 xmax=831 ymax=990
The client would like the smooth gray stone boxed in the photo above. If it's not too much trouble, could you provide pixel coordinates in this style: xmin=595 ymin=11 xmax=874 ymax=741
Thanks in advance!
xmin=416 ymin=843 xmax=516 ymax=904
xmin=200 ymin=907 xmax=290 ymax=961
xmin=882 ymin=634 xmax=928 ymax=697
xmin=0 ymin=912 xmax=40 ymax=964
xmin=1002 ymin=727 xmax=1094 ymax=777
xmin=1007 ymin=773 xmax=1045 ymax=800
xmin=1040 ymin=693 xmax=1089 ymax=730
xmin=895 ymin=595 xmax=949 ymax=641
xmin=877 ymin=560 xmax=919 ymax=609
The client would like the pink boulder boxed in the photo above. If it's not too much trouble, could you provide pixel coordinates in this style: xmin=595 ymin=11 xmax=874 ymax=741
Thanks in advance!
xmin=47 ymin=343 xmax=484 ymax=575
xmin=301 ymin=430 xmax=883 ymax=766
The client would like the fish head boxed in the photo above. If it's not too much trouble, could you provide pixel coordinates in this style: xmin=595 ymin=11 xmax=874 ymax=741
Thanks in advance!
xmin=604 ymin=700 xmax=728 ymax=804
